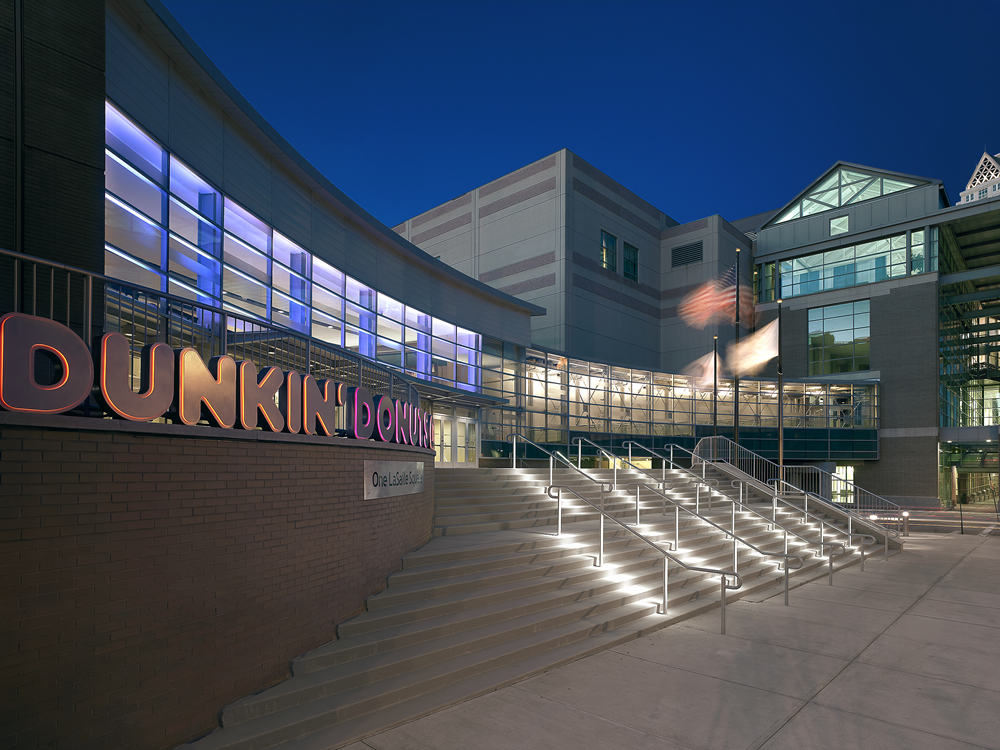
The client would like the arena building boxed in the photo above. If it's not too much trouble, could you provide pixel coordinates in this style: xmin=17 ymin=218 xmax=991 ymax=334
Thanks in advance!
xmin=3 ymin=0 xmax=1000 ymax=747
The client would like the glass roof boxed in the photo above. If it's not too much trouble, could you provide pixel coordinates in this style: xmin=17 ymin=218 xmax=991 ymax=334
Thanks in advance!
xmin=773 ymin=167 xmax=918 ymax=225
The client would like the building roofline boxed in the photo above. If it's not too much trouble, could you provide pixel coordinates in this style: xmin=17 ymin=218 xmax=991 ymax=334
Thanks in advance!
xmin=762 ymin=160 xmax=944 ymax=230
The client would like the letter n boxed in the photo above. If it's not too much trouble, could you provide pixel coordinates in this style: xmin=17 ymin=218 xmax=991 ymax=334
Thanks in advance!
xmin=175 ymin=348 xmax=236 ymax=428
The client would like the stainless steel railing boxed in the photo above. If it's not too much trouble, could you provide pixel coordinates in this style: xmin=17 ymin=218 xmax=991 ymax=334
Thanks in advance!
xmin=510 ymin=433 xmax=744 ymax=633
xmin=570 ymin=438 xmax=804 ymax=602
xmin=768 ymin=478 xmax=887 ymax=562
xmin=546 ymin=484 xmax=742 ymax=633
xmin=693 ymin=435 xmax=900 ymax=541
xmin=620 ymin=440 xmax=851 ymax=578
xmin=508 ymin=433 xmax=612 ymax=495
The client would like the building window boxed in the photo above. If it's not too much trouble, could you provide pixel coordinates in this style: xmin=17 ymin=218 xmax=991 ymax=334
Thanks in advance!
xmin=979 ymin=188 xmax=989 ymax=199
xmin=808 ymin=300 xmax=870 ymax=375
xmin=623 ymin=242 xmax=638 ymax=281
xmin=601 ymin=230 xmax=617 ymax=272
xmin=778 ymin=232 xmax=911 ymax=299
xmin=910 ymin=230 xmax=926 ymax=274
xmin=829 ymin=215 xmax=849 ymax=236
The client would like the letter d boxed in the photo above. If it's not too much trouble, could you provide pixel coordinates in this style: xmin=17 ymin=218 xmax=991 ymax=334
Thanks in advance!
xmin=0 ymin=314 xmax=93 ymax=413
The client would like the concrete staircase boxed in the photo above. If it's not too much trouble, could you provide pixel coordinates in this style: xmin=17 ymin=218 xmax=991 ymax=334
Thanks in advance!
xmin=183 ymin=465 xmax=876 ymax=750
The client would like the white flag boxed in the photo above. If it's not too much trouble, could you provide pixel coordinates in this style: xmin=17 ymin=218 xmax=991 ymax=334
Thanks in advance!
xmin=683 ymin=350 xmax=722 ymax=389
xmin=727 ymin=320 xmax=779 ymax=376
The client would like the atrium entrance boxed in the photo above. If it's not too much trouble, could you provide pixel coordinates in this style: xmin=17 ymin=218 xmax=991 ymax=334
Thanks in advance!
xmin=433 ymin=406 xmax=479 ymax=468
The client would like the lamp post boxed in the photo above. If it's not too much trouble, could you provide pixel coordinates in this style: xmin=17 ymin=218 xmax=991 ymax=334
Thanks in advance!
xmin=777 ymin=299 xmax=784 ymax=484
xmin=713 ymin=334 xmax=718 ymax=437
xmin=734 ymin=247 xmax=741 ymax=445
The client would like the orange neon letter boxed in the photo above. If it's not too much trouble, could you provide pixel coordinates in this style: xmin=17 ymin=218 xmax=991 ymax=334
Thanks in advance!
xmin=0 ymin=313 xmax=94 ymax=414
xmin=99 ymin=333 xmax=173 ymax=421
xmin=175 ymin=348 xmax=237 ymax=428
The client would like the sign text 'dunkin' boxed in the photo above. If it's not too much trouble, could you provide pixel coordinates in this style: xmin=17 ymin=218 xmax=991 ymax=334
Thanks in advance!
xmin=0 ymin=313 xmax=432 ymax=449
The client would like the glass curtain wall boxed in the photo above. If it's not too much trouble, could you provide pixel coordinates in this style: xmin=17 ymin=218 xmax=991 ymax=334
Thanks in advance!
xmin=756 ymin=229 xmax=938 ymax=302
xmin=103 ymin=102 xmax=481 ymax=392
xmin=478 ymin=343 xmax=878 ymax=451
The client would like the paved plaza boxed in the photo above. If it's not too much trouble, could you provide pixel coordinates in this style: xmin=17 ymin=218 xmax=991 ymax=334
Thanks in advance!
xmin=344 ymin=532 xmax=1000 ymax=750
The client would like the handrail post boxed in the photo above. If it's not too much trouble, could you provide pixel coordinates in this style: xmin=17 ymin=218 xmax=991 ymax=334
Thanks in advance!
xmin=549 ymin=455 xmax=553 ymax=487
xmin=577 ymin=440 xmax=581 ymax=469
xmin=720 ymin=576 xmax=727 ymax=635
xmin=784 ymin=563 xmax=789 ymax=606
xmin=884 ymin=533 xmax=888 ymax=562
xmin=860 ymin=543 xmax=865 ymax=572
xmin=661 ymin=557 xmax=668 ymax=615
xmin=696 ymin=484 xmax=700 ymax=514
xmin=613 ymin=456 xmax=617 ymax=489
xmin=628 ymin=442 xmax=632 ymax=466
xmin=635 ymin=485 xmax=640 ymax=526
xmin=599 ymin=484 xmax=605 ymax=566
xmin=828 ymin=552 xmax=834 ymax=586
xmin=512 ymin=435 xmax=517 ymax=469
xmin=556 ymin=488 xmax=562 ymax=536
xmin=674 ymin=505 xmax=679 ymax=551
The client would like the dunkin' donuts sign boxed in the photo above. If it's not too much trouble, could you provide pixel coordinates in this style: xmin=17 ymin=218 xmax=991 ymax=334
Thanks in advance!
xmin=0 ymin=313 xmax=433 ymax=449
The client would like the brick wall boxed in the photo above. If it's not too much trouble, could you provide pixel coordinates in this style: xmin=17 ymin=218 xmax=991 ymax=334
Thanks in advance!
xmin=0 ymin=420 xmax=435 ymax=749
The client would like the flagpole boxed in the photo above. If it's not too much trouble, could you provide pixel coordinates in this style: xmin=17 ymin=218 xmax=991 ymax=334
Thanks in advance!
xmin=734 ymin=248 xmax=741 ymax=446
xmin=777 ymin=299 xmax=784 ymax=485
xmin=713 ymin=334 xmax=718 ymax=437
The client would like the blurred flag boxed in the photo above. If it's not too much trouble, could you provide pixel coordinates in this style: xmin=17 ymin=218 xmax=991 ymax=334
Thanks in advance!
xmin=683 ymin=350 xmax=723 ymax=389
xmin=678 ymin=264 xmax=754 ymax=328
xmin=727 ymin=320 xmax=779 ymax=375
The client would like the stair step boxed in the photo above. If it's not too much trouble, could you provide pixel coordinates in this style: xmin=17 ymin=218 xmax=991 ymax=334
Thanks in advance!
xmin=182 ymin=464 xmax=877 ymax=750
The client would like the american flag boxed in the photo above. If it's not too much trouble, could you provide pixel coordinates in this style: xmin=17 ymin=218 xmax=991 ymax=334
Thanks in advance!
xmin=678 ymin=264 xmax=748 ymax=328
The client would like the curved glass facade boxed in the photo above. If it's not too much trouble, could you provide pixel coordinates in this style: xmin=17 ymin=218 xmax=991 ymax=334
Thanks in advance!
xmin=104 ymin=102 xmax=482 ymax=393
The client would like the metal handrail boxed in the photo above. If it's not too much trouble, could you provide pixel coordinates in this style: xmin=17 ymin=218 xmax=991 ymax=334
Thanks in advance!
xmin=724 ymin=478 xmax=872 ymax=580
xmin=573 ymin=436 xmax=715 ymax=491
xmin=546 ymin=484 xmax=741 ymax=633
xmin=795 ymin=462 xmax=902 ymax=520
xmin=693 ymin=435 xmax=900 ymax=541
xmin=571 ymin=438 xmax=804 ymax=602
xmin=621 ymin=440 xmax=719 ymax=491
xmin=768 ymin=478 xmax=887 ymax=561
xmin=622 ymin=440 xmax=848 ymax=572
xmin=507 ymin=433 xmax=612 ymax=492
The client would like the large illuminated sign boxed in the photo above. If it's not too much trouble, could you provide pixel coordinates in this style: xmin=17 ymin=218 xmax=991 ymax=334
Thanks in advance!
xmin=0 ymin=313 xmax=432 ymax=449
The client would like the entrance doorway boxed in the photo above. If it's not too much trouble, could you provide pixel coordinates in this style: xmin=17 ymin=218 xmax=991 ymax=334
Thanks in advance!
xmin=433 ymin=406 xmax=479 ymax=468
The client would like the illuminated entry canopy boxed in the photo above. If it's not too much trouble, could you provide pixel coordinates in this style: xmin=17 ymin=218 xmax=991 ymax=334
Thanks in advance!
xmin=0 ymin=313 xmax=432 ymax=449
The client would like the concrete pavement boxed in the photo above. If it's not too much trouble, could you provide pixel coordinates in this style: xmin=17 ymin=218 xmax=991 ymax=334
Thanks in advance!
xmin=342 ymin=532 xmax=1000 ymax=750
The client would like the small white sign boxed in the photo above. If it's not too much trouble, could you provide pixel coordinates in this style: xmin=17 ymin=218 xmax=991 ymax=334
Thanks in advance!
xmin=364 ymin=460 xmax=425 ymax=500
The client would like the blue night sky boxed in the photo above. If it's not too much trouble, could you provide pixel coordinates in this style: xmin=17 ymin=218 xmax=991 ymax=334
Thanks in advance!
xmin=161 ymin=0 xmax=1000 ymax=228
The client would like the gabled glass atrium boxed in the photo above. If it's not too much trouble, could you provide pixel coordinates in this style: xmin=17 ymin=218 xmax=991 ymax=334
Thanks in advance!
xmin=773 ymin=167 xmax=919 ymax=224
